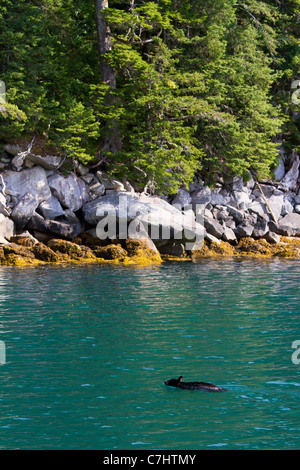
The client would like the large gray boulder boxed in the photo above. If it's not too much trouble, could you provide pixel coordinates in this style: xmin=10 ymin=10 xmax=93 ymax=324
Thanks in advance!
xmin=190 ymin=186 xmax=211 ymax=205
xmin=47 ymin=219 xmax=82 ymax=239
xmin=226 ymin=205 xmax=245 ymax=224
xmin=172 ymin=188 xmax=191 ymax=208
xmin=0 ymin=213 xmax=15 ymax=244
xmin=37 ymin=195 xmax=65 ymax=219
xmin=11 ymin=192 xmax=39 ymax=229
xmin=266 ymin=194 xmax=284 ymax=221
xmin=252 ymin=217 xmax=269 ymax=238
xmin=274 ymin=213 xmax=300 ymax=236
xmin=210 ymin=189 xmax=230 ymax=206
xmin=279 ymin=152 xmax=299 ymax=191
xmin=222 ymin=225 xmax=237 ymax=243
xmin=48 ymin=173 xmax=89 ymax=212
xmin=204 ymin=217 xmax=224 ymax=239
xmin=0 ymin=192 xmax=9 ymax=217
xmin=25 ymin=153 xmax=62 ymax=170
xmin=3 ymin=166 xmax=51 ymax=203
xmin=234 ymin=221 xmax=254 ymax=239
xmin=274 ymin=156 xmax=286 ymax=181
xmin=248 ymin=200 xmax=269 ymax=219
xmin=3 ymin=144 xmax=22 ymax=156
xmin=231 ymin=189 xmax=252 ymax=210
xmin=26 ymin=210 xmax=82 ymax=239
xmin=82 ymin=192 xmax=205 ymax=250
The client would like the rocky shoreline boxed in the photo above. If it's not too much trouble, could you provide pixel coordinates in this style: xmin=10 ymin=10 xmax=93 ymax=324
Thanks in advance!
xmin=1 ymin=141 xmax=300 ymax=266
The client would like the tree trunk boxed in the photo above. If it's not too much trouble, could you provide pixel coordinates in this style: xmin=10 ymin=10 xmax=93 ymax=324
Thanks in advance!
xmin=94 ymin=0 xmax=116 ymax=88
xmin=94 ymin=0 xmax=121 ymax=154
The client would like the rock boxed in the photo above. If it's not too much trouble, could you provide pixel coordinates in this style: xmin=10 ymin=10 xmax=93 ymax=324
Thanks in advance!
xmin=63 ymin=209 xmax=81 ymax=225
xmin=123 ymin=239 xmax=162 ymax=264
xmin=37 ymin=195 xmax=65 ymax=219
xmin=245 ymin=172 xmax=256 ymax=190
xmin=234 ymin=221 xmax=254 ymax=239
xmin=47 ymin=219 xmax=82 ymax=239
xmin=47 ymin=239 xmax=89 ymax=260
xmin=126 ymin=218 xmax=160 ymax=254
xmin=248 ymin=200 xmax=269 ymax=219
xmin=274 ymin=213 xmax=300 ymax=236
xmin=31 ymin=242 xmax=60 ymax=262
xmin=236 ymin=237 xmax=272 ymax=255
xmin=172 ymin=188 xmax=191 ymax=208
xmin=26 ymin=212 xmax=49 ymax=233
xmin=3 ymin=166 xmax=51 ymax=204
xmin=89 ymin=182 xmax=106 ymax=198
xmin=11 ymin=153 xmax=25 ymax=169
xmin=26 ymin=209 xmax=80 ymax=239
xmin=213 ymin=207 xmax=228 ymax=222
xmin=76 ymin=163 xmax=89 ymax=176
xmin=252 ymin=184 xmax=274 ymax=199
xmin=190 ymin=186 xmax=211 ymax=205
xmin=155 ymin=240 xmax=186 ymax=257
xmin=224 ymin=216 xmax=236 ymax=230
xmin=80 ymin=173 xmax=95 ymax=185
xmin=96 ymin=171 xmax=125 ymax=191
xmin=9 ymin=231 xmax=39 ymax=247
xmin=204 ymin=208 xmax=214 ymax=219
xmin=2 ymin=242 xmax=36 ymax=261
xmin=222 ymin=225 xmax=237 ymax=243
xmin=188 ymin=178 xmax=204 ymax=193
xmin=31 ymin=231 xmax=53 ymax=243
xmin=295 ymin=204 xmax=300 ymax=214
xmin=123 ymin=180 xmax=135 ymax=193
xmin=263 ymin=231 xmax=281 ymax=244
xmin=83 ymin=192 xmax=205 ymax=251
xmin=279 ymin=152 xmax=299 ymax=191
xmin=226 ymin=205 xmax=245 ymax=224
xmin=204 ymin=217 xmax=224 ymax=239
xmin=11 ymin=192 xmax=39 ymax=229
xmin=210 ymin=189 xmax=230 ymax=206
xmin=252 ymin=217 xmax=269 ymax=238
xmin=266 ymin=194 xmax=284 ymax=221
xmin=48 ymin=172 xmax=89 ymax=211
xmin=0 ymin=192 xmax=9 ymax=217
xmin=25 ymin=153 xmax=62 ymax=170
xmin=231 ymin=176 xmax=244 ymax=192
xmin=46 ymin=238 xmax=95 ymax=260
xmin=93 ymin=244 xmax=128 ymax=260
xmin=281 ymin=195 xmax=294 ymax=216
xmin=231 ymin=189 xmax=252 ymax=210
xmin=204 ymin=232 xmax=221 ymax=244
xmin=274 ymin=156 xmax=286 ymax=181
xmin=0 ymin=213 xmax=15 ymax=243
xmin=4 ymin=144 xmax=22 ymax=156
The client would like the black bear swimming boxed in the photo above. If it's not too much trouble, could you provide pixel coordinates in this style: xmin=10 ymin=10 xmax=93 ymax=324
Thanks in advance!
xmin=164 ymin=375 xmax=227 ymax=392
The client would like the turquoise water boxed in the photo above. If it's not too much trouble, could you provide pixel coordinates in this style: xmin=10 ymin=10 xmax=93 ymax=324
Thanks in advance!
xmin=0 ymin=259 xmax=300 ymax=450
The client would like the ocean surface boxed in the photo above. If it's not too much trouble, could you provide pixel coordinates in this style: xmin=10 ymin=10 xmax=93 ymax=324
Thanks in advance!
xmin=0 ymin=259 xmax=299 ymax=450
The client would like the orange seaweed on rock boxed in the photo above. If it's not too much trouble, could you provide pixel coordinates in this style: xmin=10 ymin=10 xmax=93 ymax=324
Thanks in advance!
xmin=93 ymin=244 xmax=128 ymax=260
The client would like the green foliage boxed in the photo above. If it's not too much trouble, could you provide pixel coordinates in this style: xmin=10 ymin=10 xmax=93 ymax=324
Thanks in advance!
xmin=0 ymin=0 xmax=299 ymax=192
xmin=55 ymin=101 xmax=100 ymax=163
xmin=0 ymin=102 xmax=27 ymax=140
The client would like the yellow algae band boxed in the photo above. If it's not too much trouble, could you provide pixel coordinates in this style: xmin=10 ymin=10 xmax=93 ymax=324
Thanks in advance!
xmin=0 ymin=237 xmax=162 ymax=267
xmin=1 ymin=234 xmax=300 ymax=268
xmin=192 ymin=237 xmax=300 ymax=259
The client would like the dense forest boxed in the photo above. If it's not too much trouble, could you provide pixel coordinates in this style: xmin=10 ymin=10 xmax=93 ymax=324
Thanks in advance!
xmin=0 ymin=0 xmax=299 ymax=193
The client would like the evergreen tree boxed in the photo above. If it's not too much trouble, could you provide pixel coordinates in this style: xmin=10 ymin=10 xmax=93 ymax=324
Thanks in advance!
xmin=0 ymin=0 xmax=298 ymax=193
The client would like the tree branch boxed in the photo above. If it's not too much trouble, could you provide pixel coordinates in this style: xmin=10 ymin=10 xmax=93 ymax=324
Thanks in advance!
xmin=109 ymin=29 xmax=162 ymax=45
